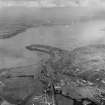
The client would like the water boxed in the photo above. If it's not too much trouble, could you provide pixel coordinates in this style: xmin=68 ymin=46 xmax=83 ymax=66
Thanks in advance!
xmin=0 ymin=7 xmax=105 ymax=68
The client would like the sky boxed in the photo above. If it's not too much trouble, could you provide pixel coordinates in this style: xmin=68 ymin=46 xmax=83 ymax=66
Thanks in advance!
xmin=0 ymin=0 xmax=105 ymax=8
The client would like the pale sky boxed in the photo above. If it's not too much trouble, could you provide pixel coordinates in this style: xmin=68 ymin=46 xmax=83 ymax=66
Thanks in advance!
xmin=0 ymin=0 xmax=105 ymax=8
